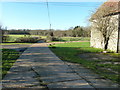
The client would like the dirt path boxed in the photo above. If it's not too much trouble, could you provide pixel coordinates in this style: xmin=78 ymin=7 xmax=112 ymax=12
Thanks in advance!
xmin=2 ymin=42 xmax=119 ymax=89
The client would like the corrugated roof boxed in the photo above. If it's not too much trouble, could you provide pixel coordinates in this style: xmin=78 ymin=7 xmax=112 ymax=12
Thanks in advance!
xmin=90 ymin=0 xmax=120 ymax=20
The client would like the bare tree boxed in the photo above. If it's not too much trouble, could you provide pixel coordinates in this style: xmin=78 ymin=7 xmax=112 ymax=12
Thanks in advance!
xmin=90 ymin=1 xmax=118 ymax=50
xmin=0 ymin=24 xmax=2 ymax=43
xmin=92 ymin=16 xmax=117 ymax=50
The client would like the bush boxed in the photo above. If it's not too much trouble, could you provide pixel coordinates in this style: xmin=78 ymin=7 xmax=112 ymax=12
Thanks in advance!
xmin=15 ymin=37 xmax=40 ymax=43
xmin=2 ymin=36 xmax=9 ymax=42
xmin=46 ymin=36 xmax=60 ymax=42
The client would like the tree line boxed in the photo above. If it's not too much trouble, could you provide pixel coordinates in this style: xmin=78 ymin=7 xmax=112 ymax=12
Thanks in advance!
xmin=2 ymin=26 xmax=91 ymax=37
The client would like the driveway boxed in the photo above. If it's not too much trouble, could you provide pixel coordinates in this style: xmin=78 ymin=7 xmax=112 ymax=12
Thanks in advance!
xmin=2 ymin=42 xmax=119 ymax=89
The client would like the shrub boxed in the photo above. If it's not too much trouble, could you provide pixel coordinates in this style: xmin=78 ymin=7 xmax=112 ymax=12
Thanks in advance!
xmin=15 ymin=37 xmax=40 ymax=43
xmin=2 ymin=36 xmax=9 ymax=42
xmin=46 ymin=36 xmax=60 ymax=42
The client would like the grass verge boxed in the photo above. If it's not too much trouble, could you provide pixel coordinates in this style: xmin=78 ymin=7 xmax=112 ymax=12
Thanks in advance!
xmin=49 ymin=42 xmax=120 ymax=84
xmin=61 ymin=37 xmax=90 ymax=41
xmin=2 ymin=49 xmax=20 ymax=78
xmin=48 ymin=37 xmax=90 ymax=42
xmin=4 ymin=34 xmax=46 ymax=42
xmin=1 ymin=43 xmax=34 ymax=45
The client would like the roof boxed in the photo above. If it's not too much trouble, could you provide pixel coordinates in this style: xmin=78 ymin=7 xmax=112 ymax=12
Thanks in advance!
xmin=90 ymin=0 xmax=120 ymax=20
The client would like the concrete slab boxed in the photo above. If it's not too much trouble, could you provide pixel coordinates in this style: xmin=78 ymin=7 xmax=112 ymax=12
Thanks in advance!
xmin=47 ymin=80 xmax=94 ymax=88
xmin=88 ymin=79 xmax=119 ymax=88
xmin=65 ymin=61 xmax=119 ymax=88
xmin=39 ymin=73 xmax=82 ymax=83
xmin=2 ymin=71 xmax=41 ymax=88
xmin=66 ymin=61 xmax=103 ymax=79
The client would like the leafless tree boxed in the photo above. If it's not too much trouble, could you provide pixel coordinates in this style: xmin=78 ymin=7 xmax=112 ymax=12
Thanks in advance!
xmin=90 ymin=2 xmax=118 ymax=50
xmin=0 ymin=24 xmax=2 ymax=43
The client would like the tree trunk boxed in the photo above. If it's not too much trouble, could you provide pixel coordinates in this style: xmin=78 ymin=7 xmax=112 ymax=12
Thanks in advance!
xmin=104 ymin=37 xmax=109 ymax=50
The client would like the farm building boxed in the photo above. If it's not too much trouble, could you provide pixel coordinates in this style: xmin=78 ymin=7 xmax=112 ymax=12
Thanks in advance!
xmin=90 ymin=0 xmax=120 ymax=53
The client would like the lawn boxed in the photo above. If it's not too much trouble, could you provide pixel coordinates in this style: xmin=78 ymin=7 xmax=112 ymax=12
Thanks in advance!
xmin=49 ymin=42 xmax=120 ymax=84
xmin=61 ymin=37 xmax=90 ymax=41
xmin=48 ymin=37 xmax=90 ymax=43
xmin=2 ymin=49 xmax=20 ymax=78
xmin=4 ymin=34 xmax=46 ymax=42
xmin=1 ymin=43 xmax=34 ymax=45
xmin=4 ymin=35 xmax=28 ymax=42
xmin=4 ymin=34 xmax=90 ymax=42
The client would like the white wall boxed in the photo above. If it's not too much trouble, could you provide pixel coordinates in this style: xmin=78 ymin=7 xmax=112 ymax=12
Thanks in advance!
xmin=90 ymin=14 xmax=119 ymax=52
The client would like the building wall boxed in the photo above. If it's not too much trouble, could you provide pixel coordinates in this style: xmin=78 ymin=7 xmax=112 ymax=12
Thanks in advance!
xmin=107 ymin=15 xmax=119 ymax=52
xmin=90 ymin=24 xmax=104 ymax=49
xmin=90 ymin=14 xmax=119 ymax=52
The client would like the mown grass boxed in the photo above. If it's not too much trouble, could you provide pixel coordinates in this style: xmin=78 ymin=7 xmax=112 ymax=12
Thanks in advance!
xmin=8 ymin=34 xmax=42 ymax=37
xmin=49 ymin=37 xmax=90 ymax=42
xmin=49 ymin=42 xmax=120 ymax=84
xmin=5 ymin=34 xmax=90 ymax=42
xmin=4 ymin=35 xmax=28 ymax=42
xmin=4 ymin=34 xmax=45 ymax=42
xmin=61 ymin=37 xmax=90 ymax=41
xmin=1 ymin=43 xmax=34 ymax=45
xmin=2 ymin=49 xmax=20 ymax=78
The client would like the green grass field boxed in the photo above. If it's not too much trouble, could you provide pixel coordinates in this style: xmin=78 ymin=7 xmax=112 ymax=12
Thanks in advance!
xmin=1 ymin=43 xmax=34 ymax=45
xmin=5 ymin=35 xmax=28 ymax=42
xmin=4 ymin=35 xmax=44 ymax=42
xmin=61 ymin=37 xmax=90 ymax=41
xmin=2 ymin=49 xmax=20 ymax=78
xmin=8 ymin=34 xmax=42 ymax=37
xmin=4 ymin=34 xmax=90 ymax=42
xmin=49 ymin=42 xmax=120 ymax=84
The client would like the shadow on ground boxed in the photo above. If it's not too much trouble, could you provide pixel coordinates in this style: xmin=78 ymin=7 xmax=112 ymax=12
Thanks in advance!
xmin=2 ymin=44 xmax=120 ymax=88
